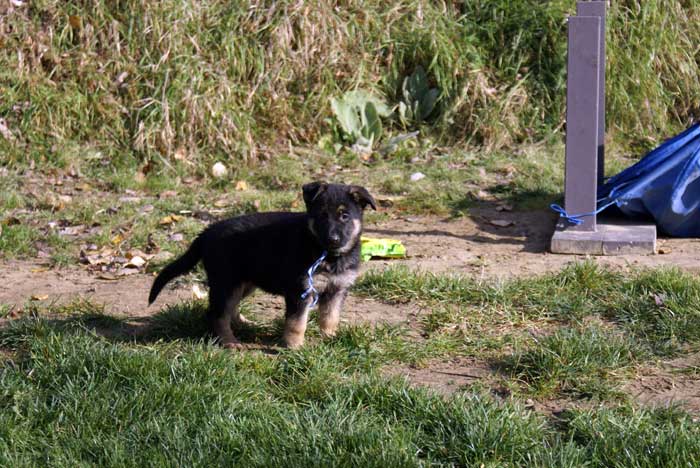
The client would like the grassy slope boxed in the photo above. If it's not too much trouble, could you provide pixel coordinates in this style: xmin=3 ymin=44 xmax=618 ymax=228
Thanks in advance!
xmin=1 ymin=0 xmax=700 ymax=170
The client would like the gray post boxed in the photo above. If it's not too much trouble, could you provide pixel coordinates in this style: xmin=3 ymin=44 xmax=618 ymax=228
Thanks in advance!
xmin=577 ymin=1 xmax=606 ymax=185
xmin=551 ymin=2 xmax=656 ymax=255
xmin=563 ymin=15 xmax=600 ymax=232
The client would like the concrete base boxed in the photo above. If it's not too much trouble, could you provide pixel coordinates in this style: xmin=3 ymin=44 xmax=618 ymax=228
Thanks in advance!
xmin=550 ymin=218 xmax=657 ymax=255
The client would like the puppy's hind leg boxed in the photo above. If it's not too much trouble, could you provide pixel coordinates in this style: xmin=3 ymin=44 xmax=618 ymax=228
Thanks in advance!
xmin=207 ymin=282 xmax=246 ymax=349
xmin=283 ymin=293 xmax=311 ymax=349
xmin=231 ymin=282 xmax=256 ymax=327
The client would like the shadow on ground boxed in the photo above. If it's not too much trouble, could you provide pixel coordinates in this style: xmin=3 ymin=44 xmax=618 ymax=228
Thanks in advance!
xmin=370 ymin=200 xmax=559 ymax=254
xmin=0 ymin=302 xmax=287 ymax=354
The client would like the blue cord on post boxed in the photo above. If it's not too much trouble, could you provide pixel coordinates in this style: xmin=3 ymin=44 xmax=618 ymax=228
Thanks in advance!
xmin=550 ymin=198 xmax=619 ymax=226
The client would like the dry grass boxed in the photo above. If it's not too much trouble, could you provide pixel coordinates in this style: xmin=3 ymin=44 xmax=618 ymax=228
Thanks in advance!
xmin=2 ymin=1 xmax=699 ymax=171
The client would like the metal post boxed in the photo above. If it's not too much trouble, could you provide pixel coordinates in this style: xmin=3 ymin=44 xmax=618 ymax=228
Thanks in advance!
xmin=577 ymin=1 xmax=606 ymax=185
xmin=551 ymin=2 xmax=656 ymax=255
xmin=563 ymin=15 xmax=600 ymax=232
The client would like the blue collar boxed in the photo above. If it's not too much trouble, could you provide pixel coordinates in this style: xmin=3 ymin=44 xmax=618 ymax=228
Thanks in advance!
xmin=300 ymin=251 xmax=328 ymax=307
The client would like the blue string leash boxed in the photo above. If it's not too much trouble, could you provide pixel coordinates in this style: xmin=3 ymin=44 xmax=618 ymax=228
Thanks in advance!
xmin=550 ymin=198 xmax=619 ymax=226
xmin=300 ymin=251 xmax=327 ymax=308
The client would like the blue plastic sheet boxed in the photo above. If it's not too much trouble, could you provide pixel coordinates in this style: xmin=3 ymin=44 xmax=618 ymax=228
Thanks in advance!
xmin=554 ymin=123 xmax=700 ymax=236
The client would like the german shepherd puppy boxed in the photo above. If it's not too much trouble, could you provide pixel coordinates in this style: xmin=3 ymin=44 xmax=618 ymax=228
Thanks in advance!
xmin=148 ymin=182 xmax=376 ymax=349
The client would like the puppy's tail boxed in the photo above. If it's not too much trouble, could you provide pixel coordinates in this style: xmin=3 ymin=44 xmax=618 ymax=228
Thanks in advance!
xmin=148 ymin=236 xmax=202 ymax=305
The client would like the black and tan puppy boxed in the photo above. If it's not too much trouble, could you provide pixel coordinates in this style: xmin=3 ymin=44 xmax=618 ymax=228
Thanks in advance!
xmin=148 ymin=182 xmax=376 ymax=349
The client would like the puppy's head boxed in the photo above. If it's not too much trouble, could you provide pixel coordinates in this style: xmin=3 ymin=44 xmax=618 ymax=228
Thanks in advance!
xmin=303 ymin=182 xmax=376 ymax=256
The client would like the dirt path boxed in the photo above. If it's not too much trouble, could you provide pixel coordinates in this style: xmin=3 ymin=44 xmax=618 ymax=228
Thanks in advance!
xmin=4 ymin=210 xmax=700 ymax=314
xmin=2 ymin=210 xmax=700 ymax=412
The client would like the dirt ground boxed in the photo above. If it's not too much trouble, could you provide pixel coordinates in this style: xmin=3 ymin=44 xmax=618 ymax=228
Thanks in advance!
xmin=2 ymin=209 xmax=700 ymax=412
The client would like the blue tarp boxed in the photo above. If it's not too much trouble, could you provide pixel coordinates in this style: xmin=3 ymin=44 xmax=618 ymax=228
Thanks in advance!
xmin=554 ymin=123 xmax=700 ymax=236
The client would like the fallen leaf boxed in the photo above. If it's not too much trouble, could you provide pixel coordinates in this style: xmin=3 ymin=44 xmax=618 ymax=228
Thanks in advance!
xmin=496 ymin=204 xmax=513 ymax=212
xmin=134 ymin=171 xmax=146 ymax=184
xmin=193 ymin=211 xmax=216 ymax=222
xmin=159 ymin=214 xmax=183 ymax=225
xmin=119 ymin=196 xmax=141 ymax=203
xmin=173 ymin=147 xmax=187 ymax=161
xmin=235 ymin=180 xmax=249 ymax=191
xmin=488 ymin=219 xmax=515 ymax=227
xmin=214 ymin=198 xmax=229 ymax=208
xmin=0 ymin=118 xmax=15 ymax=141
xmin=117 ymin=267 xmax=139 ymax=276
xmin=125 ymin=256 xmax=146 ymax=268
xmin=653 ymin=294 xmax=666 ymax=307
xmin=192 ymin=284 xmax=208 ymax=300
xmin=68 ymin=15 xmax=81 ymax=29
xmin=31 ymin=294 xmax=49 ymax=301
xmin=126 ymin=249 xmax=151 ymax=260
xmin=114 ymin=71 xmax=129 ymax=87
xmin=159 ymin=190 xmax=177 ymax=199
xmin=111 ymin=233 xmax=125 ymax=245
xmin=140 ymin=204 xmax=154 ymax=214
xmin=168 ymin=233 xmax=184 ymax=242
xmin=58 ymin=225 xmax=85 ymax=236
xmin=476 ymin=190 xmax=491 ymax=200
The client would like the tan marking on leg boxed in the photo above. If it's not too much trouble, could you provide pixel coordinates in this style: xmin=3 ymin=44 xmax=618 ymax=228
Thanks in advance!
xmin=232 ymin=314 xmax=253 ymax=326
xmin=319 ymin=293 xmax=344 ymax=337
xmin=284 ymin=306 xmax=310 ymax=349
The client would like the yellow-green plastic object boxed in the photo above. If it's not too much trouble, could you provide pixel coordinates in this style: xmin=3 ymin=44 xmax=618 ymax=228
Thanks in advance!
xmin=360 ymin=237 xmax=406 ymax=261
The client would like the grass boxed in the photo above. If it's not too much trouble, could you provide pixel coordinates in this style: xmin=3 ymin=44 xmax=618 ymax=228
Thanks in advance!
xmin=355 ymin=262 xmax=700 ymax=400
xmin=356 ymin=262 xmax=700 ymax=357
xmin=2 ymin=1 xmax=699 ymax=172
xmin=1 ymin=298 xmax=699 ymax=466
xmin=502 ymin=324 xmax=644 ymax=399
xmin=2 ymin=0 xmax=700 ymax=462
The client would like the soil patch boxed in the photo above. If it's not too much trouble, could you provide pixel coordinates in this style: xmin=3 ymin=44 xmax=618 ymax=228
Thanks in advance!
xmin=624 ymin=353 xmax=700 ymax=414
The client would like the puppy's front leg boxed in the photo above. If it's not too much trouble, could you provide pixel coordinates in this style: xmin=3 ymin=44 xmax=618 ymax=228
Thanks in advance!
xmin=283 ymin=293 xmax=311 ymax=349
xmin=318 ymin=287 xmax=347 ymax=338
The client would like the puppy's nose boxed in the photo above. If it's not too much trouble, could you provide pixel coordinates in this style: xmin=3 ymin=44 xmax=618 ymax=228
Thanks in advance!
xmin=329 ymin=233 xmax=341 ymax=245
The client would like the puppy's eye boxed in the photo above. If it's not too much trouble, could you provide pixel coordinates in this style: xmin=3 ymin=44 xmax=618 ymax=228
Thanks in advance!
xmin=339 ymin=212 xmax=350 ymax=222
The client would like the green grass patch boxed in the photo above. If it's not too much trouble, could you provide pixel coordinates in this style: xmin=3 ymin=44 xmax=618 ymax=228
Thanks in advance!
xmin=501 ymin=325 xmax=644 ymax=399
xmin=357 ymin=262 xmax=700 ymax=356
xmin=1 ymin=306 xmax=699 ymax=466
xmin=563 ymin=405 xmax=700 ymax=468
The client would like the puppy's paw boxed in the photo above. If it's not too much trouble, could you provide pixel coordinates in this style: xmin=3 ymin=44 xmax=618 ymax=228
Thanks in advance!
xmin=283 ymin=332 xmax=305 ymax=349
xmin=218 ymin=335 xmax=244 ymax=350
xmin=319 ymin=327 xmax=338 ymax=338
xmin=222 ymin=341 xmax=246 ymax=351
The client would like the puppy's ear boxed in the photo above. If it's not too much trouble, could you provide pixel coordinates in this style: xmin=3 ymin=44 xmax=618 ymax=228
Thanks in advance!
xmin=302 ymin=181 xmax=328 ymax=207
xmin=349 ymin=185 xmax=377 ymax=211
